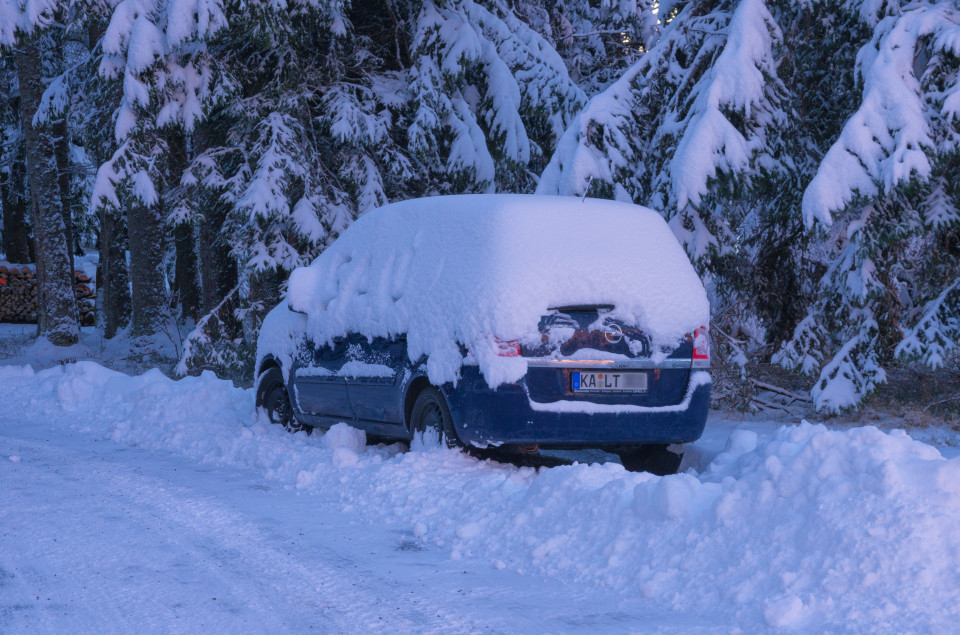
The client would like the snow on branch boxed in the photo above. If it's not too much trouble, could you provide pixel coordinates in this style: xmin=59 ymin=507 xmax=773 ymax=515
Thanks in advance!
xmin=91 ymin=141 xmax=132 ymax=211
xmin=471 ymin=3 xmax=585 ymax=144
xmin=33 ymin=73 xmax=69 ymax=126
xmin=772 ymin=311 xmax=829 ymax=377
xmin=236 ymin=112 xmax=305 ymax=223
xmin=535 ymin=61 xmax=644 ymax=199
xmin=668 ymin=0 xmax=783 ymax=211
xmin=226 ymin=111 xmax=348 ymax=274
xmin=538 ymin=0 xmax=786 ymax=264
xmin=810 ymin=323 xmax=886 ymax=413
xmin=320 ymin=85 xmax=391 ymax=148
xmin=409 ymin=0 xmax=582 ymax=189
xmin=895 ymin=278 xmax=960 ymax=369
xmin=846 ymin=0 xmax=902 ymax=27
xmin=99 ymin=0 xmax=228 ymax=141
xmin=446 ymin=89 xmax=496 ymax=187
xmin=803 ymin=3 xmax=960 ymax=227
xmin=0 ymin=0 xmax=57 ymax=46
xmin=408 ymin=4 xmax=492 ymax=185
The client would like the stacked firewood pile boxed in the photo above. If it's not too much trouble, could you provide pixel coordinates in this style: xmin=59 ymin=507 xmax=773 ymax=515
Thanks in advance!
xmin=75 ymin=271 xmax=96 ymax=326
xmin=0 ymin=265 xmax=96 ymax=326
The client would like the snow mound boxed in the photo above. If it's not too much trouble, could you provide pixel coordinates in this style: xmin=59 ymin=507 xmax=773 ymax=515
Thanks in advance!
xmin=7 ymin=362 xmax=960 ymax=629
xmin=270 ymin=194 xmax=708 ymax=387
xmin=321 ymin=422 xmax=368 ymax=452
xmin=320 ymin=422 xmax=367 ymax=468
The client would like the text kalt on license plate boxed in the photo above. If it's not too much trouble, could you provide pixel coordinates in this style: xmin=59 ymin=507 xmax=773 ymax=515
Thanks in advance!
xmin=572 ymin=371 xmax=647 ymax=392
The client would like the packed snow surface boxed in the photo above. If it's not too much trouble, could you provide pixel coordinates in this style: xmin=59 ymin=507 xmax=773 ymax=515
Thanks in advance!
xmin=3 ymin=361 xmax=960 ymax=631
xmin=267 ymin=194 xmax=708 ymax=387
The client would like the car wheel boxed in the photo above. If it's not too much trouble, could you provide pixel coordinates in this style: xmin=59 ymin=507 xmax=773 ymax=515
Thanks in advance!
xmin=410 ymin=386 xmax=460 ymax=448
xmin=618 ymin=444 xmax=682 ymax=475
xmin=257 ymin=367 xmax=308 ymax=433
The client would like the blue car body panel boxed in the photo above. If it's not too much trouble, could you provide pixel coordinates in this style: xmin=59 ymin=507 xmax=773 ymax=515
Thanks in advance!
xmin=290 ymin=338 xmax=354 ymax=420
xmin=341 ymin=335 xmax=406 ymax=424
xmin=271 ymin=330 xmax=710 ymax=448
xmin=439 ymin=367 xmax=710 ymax=446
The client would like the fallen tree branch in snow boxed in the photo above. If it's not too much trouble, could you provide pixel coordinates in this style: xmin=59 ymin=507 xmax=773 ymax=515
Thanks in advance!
xmin=750 ymin=394 xmax=793 ymax=413
xmin=750 ymin=378 xmax=812 ymax=403
xmin=925 ymin=394 xmax=960 ymax=412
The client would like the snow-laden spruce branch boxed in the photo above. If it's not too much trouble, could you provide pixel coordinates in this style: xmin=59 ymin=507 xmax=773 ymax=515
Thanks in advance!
xmin=408 ymin=0 xmax=585 ymax=189
xmin=100 ymin=0 xmax=227 ymax=140
xmin=0 ymin=0 xmax=58 ymax=46
xmin=175 ymin=282 xmax=242 ymax=377
xmin=771 ymin=1 xmax=960 ymax=412
xmin=802 ymin=3 xmax=960 ymax=228
xmin=896 ymin=278 xmax=960 ymax=370
xmin=91 ymin=0 xmax=229 ymax=216
xmin=539 ymin=0 xmax=785 ymax=264
xmin=666 ymin=0 xmax=783 ymax=212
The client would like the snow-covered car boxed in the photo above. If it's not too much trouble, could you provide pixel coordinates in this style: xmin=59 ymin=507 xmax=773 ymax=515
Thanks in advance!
xmin=255 ymin=194 xmax=710 ymax=473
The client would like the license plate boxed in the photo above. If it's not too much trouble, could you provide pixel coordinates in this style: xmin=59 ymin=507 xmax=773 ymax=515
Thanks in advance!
xmin=572 ymin=370 xmax=647 ymax=393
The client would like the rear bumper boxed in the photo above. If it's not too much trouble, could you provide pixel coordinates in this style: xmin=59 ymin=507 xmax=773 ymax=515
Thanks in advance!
xmin=445 ymin=370 xmax=711 ymax=447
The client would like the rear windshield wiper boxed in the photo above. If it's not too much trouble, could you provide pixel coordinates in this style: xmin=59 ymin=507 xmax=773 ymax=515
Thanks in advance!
xmin=548 ymin=304 xmax=615 ymax=313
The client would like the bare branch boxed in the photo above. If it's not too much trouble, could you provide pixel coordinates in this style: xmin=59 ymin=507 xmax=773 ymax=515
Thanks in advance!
xmin=750 ymin=379 xmax=811 ymax=403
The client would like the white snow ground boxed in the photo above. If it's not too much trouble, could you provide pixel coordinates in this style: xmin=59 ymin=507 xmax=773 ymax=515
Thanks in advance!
xmin=2 ymin=355 xmax=960 ymax=632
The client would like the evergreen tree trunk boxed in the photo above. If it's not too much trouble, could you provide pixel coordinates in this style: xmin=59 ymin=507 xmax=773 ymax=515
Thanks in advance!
xmin=198 ymin=201 xmax=237 ymax=314
xmin=1 ymin=176 xmax=31 ymax=263
xmin=167 ymin=132 xmax=200 ymax=321
xmin=127 ymin=199 xmax=169 ymax=338
xmin=15 ymin=36 xmax=78 ymax=345
xmin=52 ymin=117 xmax=76 ymax=269
xmin=193 ymin=122 xmax=237 ymax=314
xmin=173 ymin=221 xmax=200 ymax=321
xmin=96 ymin=207 xmax=131 ymax=339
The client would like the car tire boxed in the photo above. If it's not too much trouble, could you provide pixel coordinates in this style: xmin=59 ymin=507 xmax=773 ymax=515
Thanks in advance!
xmin=257 ymin=367 xmax=308 ymax=433
xmin=618 ymin=444 xmax=683 ymax=475
xmin=410 ymin=386 xmax=460 ymax=448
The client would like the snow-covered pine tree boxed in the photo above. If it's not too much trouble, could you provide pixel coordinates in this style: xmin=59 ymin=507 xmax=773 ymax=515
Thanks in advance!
xmin=1 ymin=1 xmax=80 ymax=345
xmin=405 ymin=0 xmax=586 ymax=193
xmin=779 ymin=0 xmax=960 ymax=412
xmin=890 ymin=19 xmax=960 ymax=376
xmin=174 ymin=0 xmax=357 ymax=377
xmin=93 ymin=0 xmax=228 ymax=342
xmin=184 ymin=0 xmax=587 ymax=279
xmin=538 ymin=0 xmax=788 ymax=267
xmin=55 ymin=4 xmax=137 ymax=338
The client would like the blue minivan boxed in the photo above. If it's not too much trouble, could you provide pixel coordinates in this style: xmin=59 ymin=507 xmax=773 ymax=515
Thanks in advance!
xmin=255 ymin=195 xmax=710 ymax=474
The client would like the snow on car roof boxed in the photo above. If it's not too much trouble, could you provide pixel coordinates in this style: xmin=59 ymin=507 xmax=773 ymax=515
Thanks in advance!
xmin=272 ymin=194 xmax=708 ymax=386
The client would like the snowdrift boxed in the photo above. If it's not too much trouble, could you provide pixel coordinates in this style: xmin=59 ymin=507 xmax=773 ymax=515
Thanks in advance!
xmin=4 ymin=361 xmax=960 ymax=629
xmin=265 ymin=194 xmax=708 ymax=386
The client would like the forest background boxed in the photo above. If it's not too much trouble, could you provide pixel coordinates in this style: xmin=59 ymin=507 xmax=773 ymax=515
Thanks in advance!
xmin=1 ymin=0 xmax=958 ymax=415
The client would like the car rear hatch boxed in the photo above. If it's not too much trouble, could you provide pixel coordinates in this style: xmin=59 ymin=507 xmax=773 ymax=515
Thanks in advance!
xmin=518 ymin=305 xmax=697 ymax=407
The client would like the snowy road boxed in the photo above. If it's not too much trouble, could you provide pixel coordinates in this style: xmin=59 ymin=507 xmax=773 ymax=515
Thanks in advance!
xmin=0 ymin=366 xmax=697 ymax=633
xmin=3 ymin=362 xmax=960 ymax=632
xmin=2 ymin=426 xmax=499 ymax=633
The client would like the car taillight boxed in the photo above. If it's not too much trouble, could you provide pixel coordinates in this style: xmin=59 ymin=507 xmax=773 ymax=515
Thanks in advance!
xmin=693 ymin=326 xmax=710 ymax=361
xmin=495 ymin=338 xmax=521 ymax=357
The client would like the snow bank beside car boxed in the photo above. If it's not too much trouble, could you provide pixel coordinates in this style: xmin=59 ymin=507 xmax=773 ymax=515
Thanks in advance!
xmin=273 ymin=194 xmax=709 ymax=386
xmin=5 ymin=361 xmax=960 ymax=629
